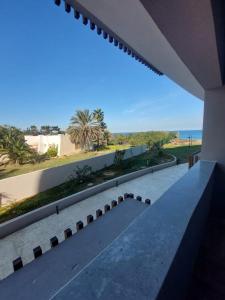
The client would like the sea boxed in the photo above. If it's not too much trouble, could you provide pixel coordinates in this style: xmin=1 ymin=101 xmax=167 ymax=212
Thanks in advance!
xmin=113 ymin=130 xmax=203 ymax=141
xmin=177 ymin=130 xmax=202 ymax=140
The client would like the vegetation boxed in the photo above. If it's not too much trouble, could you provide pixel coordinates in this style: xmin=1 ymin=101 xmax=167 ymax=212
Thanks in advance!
xmin=0 ymin=150 xmax=172 ymax=223
xmin=0 ymin=108 xmax=113 ymax=174
xmin=0 ymin=144 xmax=130 ymax=179
xmin=93 ymin=108 xmax=107 ymax=149
xmin=46 ymin=145 xmax=58 ymax=157
xmin=114 ymin=149 xmax=126 ymax=167
xmin=0 ymin=143 xmax=201 ymax=223
xmin=67 ymin=109 xmax=100 ymax=151
xmin=23 ymin=125 xmax=39 ymax=136
xmin=24 ymin=125 xmax=63 ymax=135
xmin=68 ymin=108 xmax=111 ymax=151
xmin=0 ymin=125 xmax=36 ymax=165
xmin=111 ymin=131 xmax=177 ymax=147
xmin=71 ymin=165 xmax=93 ymax=183
xmin=164 ymin=144 xmax=201 ymax=163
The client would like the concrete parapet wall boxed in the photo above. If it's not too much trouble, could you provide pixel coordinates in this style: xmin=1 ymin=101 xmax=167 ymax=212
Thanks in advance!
xmin=0 ymin=154 xmax=176 ymax=238
xmin=0 ymin=145 xmax=147 ymax=205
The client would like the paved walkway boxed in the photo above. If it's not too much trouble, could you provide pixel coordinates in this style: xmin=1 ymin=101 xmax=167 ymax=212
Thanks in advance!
xmin=0 ymin=200 xmax=148 ymax=300
xmin=0 ymin=163 xmax=188 ymax=280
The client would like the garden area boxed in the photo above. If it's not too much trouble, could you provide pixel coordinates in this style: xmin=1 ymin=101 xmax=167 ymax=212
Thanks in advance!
xmin=0 ymin=109 xmax=201 ymax=223
xmin=164 ymin=144 xmax=201 ymax=163
xmin=0 ymin=109 xmax=130 ymax=179
xmin=0 ymin=144 xmax=130 ymax=180
xmin=0 ymin=143 xmax=200 ymax=223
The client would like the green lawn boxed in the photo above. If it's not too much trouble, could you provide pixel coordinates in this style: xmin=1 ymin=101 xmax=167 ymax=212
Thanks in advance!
xmin=164 ymin=144 xmax=201 ymax=163
xmin=0 ymin=144 xmax=130 ymax=180
xmin=0 ymin=144 xmax=201 ymax=223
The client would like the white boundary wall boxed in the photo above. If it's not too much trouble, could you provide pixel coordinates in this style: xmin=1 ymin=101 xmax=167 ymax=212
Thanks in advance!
xmin=25 ymin=134 xmax=79 ymax=156
xmin=0 ymin=146 xmax=147 ymax=205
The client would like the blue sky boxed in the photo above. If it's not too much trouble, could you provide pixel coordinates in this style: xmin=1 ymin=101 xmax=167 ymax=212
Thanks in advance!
xmin=0 ymin=1 xmax=203 ymax=132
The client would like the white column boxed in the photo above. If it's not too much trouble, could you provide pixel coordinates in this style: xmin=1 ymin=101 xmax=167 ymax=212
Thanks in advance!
xmin=201 ymin=86 xmax=225 ymax=165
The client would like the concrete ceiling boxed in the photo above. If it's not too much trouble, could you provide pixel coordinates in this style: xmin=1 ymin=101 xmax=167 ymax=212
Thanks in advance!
xmin=62 ymin=0 xmax=224 ymax=100
xmin=140 ymin=0 xmax=223 ymax=90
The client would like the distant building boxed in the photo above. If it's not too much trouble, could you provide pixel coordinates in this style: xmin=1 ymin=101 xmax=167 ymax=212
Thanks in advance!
xmin=25 ymin=134 xmax=80 ymax=156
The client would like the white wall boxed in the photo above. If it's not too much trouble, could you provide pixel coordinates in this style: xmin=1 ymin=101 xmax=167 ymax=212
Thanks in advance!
xmin=25 ymin=136 xmax=41 ymax=152
xmin=25 ymin=135 xmax=60 ymax=154
xmin=25 ymin=134 xmax=80 ymax=156
xmin=202 ymin=86 xmax=225 ymax=165
xmin=58 ymin=134 xmax=80 ymax=156
xmin=0 ymin=145 xmax=147 ymax=205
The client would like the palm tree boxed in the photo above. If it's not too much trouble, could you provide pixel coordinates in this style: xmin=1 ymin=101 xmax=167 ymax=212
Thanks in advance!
xmin=93 ymin=108 xmax=104 ymax=122
xmin=0 ymin=125 xmax=33 ymax=164
xmin=93 ymin=108 xmax=107 ymax=148
xmin=68 ymin=110 xmax=100 ymax=151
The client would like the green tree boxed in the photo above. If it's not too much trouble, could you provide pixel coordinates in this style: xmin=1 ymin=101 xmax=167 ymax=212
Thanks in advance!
xmin=67 ymin=110 xmax=100 ymax=151
xmin=93 ymin=108 xmax=104 ymax=123
xmin=0 ymin=126 xmax=33 ymax=164
xmin=111 ymin=131 xmax=176 ymax=147
xmin=39 ymin=125 xmax=62 ymax=135
xmin=24 ymin=125 xmax=39 ymax=136
xmin=103 ymin=130 xmax=112 ymax=145
xmin=93 ymin=108 xmax=108 ymax=148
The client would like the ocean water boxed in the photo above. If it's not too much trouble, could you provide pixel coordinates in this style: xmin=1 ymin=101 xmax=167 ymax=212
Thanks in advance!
xmin=113 ymin=130 xmax=203 ymax=140
xmin=177 ymin=130 xmax=202 ymax=140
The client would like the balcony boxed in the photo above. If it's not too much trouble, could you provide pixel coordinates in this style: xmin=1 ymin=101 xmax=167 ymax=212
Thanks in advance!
xmin=0 ymin=160 xmax=218 ymax=299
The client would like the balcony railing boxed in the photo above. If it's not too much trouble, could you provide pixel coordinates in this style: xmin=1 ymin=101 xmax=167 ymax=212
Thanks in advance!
xmin=188 ymin=151 xmax=201 ymax=168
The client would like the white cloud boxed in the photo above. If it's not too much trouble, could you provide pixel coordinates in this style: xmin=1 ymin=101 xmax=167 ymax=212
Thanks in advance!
xmin=123 ymin=92 xmax=180 ymax=115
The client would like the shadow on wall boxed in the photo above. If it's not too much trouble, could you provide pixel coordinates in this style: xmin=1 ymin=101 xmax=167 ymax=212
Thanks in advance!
xmin=0 ymin=168 xmax=19 ymax=180
xmin=36 ymin=146 xmax=147 ymax=201
xmin=0 ymin=146 xmax=147 ymax=207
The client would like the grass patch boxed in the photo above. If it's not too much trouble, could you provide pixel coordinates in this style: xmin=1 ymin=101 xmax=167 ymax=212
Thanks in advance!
xmin=164 ymin=144 xmax=201 ymax=163
xmin=0 ymin=144 xmax=130 ymax=180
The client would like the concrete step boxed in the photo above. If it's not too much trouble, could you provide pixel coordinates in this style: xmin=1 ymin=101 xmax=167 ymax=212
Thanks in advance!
xmin=0 ymin=199 xmax=148 ymax=300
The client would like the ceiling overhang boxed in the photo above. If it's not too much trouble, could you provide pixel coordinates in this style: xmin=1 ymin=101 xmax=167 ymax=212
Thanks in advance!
xmin=140 ymin=0 xmax=224 ymax=90
xmin=54 ymin=0 xmax=225 ymax=100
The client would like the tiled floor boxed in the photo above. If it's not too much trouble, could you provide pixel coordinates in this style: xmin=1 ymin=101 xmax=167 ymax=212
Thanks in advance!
xmin=0 ymin=163 xmax=188 ymax=280
xmin=0 ymin=199 xmax=148 ymax=300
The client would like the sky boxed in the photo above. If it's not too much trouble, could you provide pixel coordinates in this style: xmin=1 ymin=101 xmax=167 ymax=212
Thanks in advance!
xmin=0 ymin=1 xmax=203 ymax=133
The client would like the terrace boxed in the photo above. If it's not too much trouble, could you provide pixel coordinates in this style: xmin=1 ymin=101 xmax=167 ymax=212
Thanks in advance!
xmin=1 ymin=0 xmax=225 ymax=299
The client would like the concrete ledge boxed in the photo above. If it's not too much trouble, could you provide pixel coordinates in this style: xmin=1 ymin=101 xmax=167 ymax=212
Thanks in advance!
xmin=0 ymin=156 xmax=176 ymax=238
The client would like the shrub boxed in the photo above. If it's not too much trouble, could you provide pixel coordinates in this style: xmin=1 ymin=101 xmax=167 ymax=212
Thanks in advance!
xmin=47 ymin=145 xmax=58 ymax=157
xmin=111 ymin=131 xmax=176 ymax=147
xmin=71 ymin=165 xmax=93 ymax=183
xmin=114 ymin=150 xmax=126 ymax=168
xmin=0 ymin=125 xmax=34 ymax=165
xmin=0 ymin=154 xmax=10 ymax=167
xmin=148 ymin=141 xmax=163 ymax=156
xmin=29 ymin=152 xmax=49 ymax=164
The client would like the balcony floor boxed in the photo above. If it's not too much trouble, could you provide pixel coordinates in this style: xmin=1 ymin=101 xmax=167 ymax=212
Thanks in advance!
xmin=0 ymin=163 xmax=188 ymax=280
xmin=0 ymin=199 xmax=148 ymax=300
